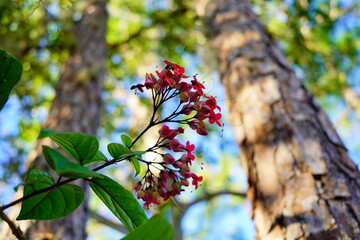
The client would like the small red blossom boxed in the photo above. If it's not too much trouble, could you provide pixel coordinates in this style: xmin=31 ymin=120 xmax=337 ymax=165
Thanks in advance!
xmin=133 ymin=182 xmax=142 ymax=191
xmin=209 ymin=112 xmax=222 ymax=127
xmin=166 ymin=139 xmax=185 ymax=152
xmin=159 ymin=125 xmax=178 ymax=139
xmin=163 ymin=153 xmax=176 ymax=164
xmin=143 ymin=190 xmax=161 ymax=206
xmin=181 ymin=104 xmax=194 ymax=115
xmin=191 ymin=76 xmax=205 ymax=95
xmin=190 ymin=120 xmax=208 ymax=136
xmin=185 ymin=141 xmax=195 ymax=152
xmin=180 ymin=165 xmax=192 ymax=178
xmin=164 ymin=60 xmax=185 ymax=75
xmin=175 ymin=82 xmax=191 ymax=92
xmin=204 ymin=95 xmax=221 ymax=111
xmin=191 ymin=173 xmax=203 ymax=189
xmin=144 ymin=73 xmax=158 ymax=89
xmin=181 ymin=178 xmax=189 ymax=187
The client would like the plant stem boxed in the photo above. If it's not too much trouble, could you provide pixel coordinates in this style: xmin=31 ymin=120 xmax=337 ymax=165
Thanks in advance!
xmin=0 ymin=209 xmax=27 ymax=240
xmin=0 ymin=178 xmax=73 ymax=211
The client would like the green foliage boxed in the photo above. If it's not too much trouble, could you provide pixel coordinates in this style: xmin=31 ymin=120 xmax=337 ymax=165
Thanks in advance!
xmin=0 ymin=50 xmax=23 ymax=111
xmin=252 ymin=0 xmax=359 ymax=96
xmin=42 ymin=146 xmax=103 ymax=179
xmin=121 ymin=134 xmax=132 ymax=147
xmin=88 ymin=175 xmax=147 ymax=231
xmin=83 ymin=150 xmax=108 ymax=167
xmin=121 ymin=214 xmax=174 ymax=240
xmin=40 ymin=129 xmax=100 ymax=165
xmin=17 ymin=169 xmax=84 ymax=220
xmin=129 ymin=156 xmax=141 ymax=177
xmin=107 ymin=143 xmax=141 ymax=176
xmin=107 ymin=143 xmax=132 ymax=159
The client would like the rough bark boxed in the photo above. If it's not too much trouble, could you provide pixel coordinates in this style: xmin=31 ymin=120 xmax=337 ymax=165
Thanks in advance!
xmin=1 ymin=0 xmax=108 ymax=239
xmin=207 ymin=0 xmax=360 ymax=239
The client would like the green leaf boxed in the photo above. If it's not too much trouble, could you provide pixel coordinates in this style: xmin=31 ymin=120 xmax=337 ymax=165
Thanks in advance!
xmin=107 ymin=143 xmax=132 ymax=159
xmin=49 ymin=132 xmax=99 ymax=165
xmin=83 ymin=150 xmax=108 ymax=167
xmin=121 ymin=215 xmax=174 ymax=240
xmin=0 ymin=50 xmax=23 ymax=111
xmin=121 ymin=134 xmax=132 ymax=148
xmin=17 ymin=169 xmax=84 ymax=220
xmin=42 ymin=146 xmax=103 ymax=179
xmin=38 ymin=128 xmax=56 ymax=139
xmin=119 ymin=152 xmax=136 ymax=158
xmin=107 ymin=144 xmax=141 ymax=176
xmin=13 ymin=182 xmax=26 ymax=192
xmin=89 ymin=175 xmax=147 ymax=231
xmin=130 ymin=157 xmax=140 ymax=177
xmin=134 ymin=151 xmax=146 ymax=158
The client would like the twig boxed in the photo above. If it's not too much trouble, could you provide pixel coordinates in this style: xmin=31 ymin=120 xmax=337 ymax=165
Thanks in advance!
xmin=185 ymin=190 xmax=246 ymax=209
xmin=90 ymin=211 xmax=128 ymax=234
xmin=0 ymin=209 xmax=27 ymax=240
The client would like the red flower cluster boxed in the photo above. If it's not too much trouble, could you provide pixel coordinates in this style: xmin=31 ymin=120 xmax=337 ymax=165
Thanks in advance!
xmin=134 ymin=125 xmax=203 ymax=206
xmin=131 ymin=60 xmax=222 ymax=206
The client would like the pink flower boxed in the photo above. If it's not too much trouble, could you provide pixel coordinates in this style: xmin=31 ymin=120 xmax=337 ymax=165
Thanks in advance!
xmin=133 ymin=182 xmax=142 ymax=191
xmin=144 ymin=73 xmax=158 ymax=89
xmin=179 ymin=91 xmax=190 ymax=103
xmin=163 ymin=60 xmax=185 ymax=75
xmin=177 ymin=127 xmax=184 ymax=133
xmin=190 ymin=120 xmax=208 ymax=136
xmin=185 ymin=141 xmax=195 ymax=153
xmin=204 ymin=95 xmax=221 ymax=111
xmin=181 ymin=178 xmax=189 ymax=187
xmin=163 ymin=153 xmax=176 ymax=164
xmin=180 ymin=154 xmax=194 ymax=166
xmin=191 ymin=76 xmax=205 ymax=95
xmin=143 ymin=189 xmax=161 ymax=206
xmin=191 ymin=173 xmax=203 ymax=189
xmin=209 ymin=112 xmax=222 ymax=127
xmin=181 ymin=104 xmax=194 ymax=115
xmin=180 ymin=165 xmax=191 ymax=178
xmin=158 ymin=125 xmax=178 ymax=139
xmin=175 ymin=82 xmax=191 ymax=92
xmin=166 ymin=139 xmax=185 ymax=152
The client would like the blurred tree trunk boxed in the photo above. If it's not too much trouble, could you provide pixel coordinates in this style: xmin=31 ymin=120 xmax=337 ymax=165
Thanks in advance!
xmin=206 ymin=0 xmax=360 ymax=239
xmin=1 ymin=0 xmax=108 ymax=239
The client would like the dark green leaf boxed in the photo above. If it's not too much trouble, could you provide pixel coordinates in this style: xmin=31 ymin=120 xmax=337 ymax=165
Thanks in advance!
xmin=134 ymin=151 xmax=146 ymax=158
xmin=107 ymin=143 xmax=132 ymax=159
xmin=121 ymin=134 xmax=132 ymax=148
xmin=0 ymin=50 xmax=23 ymax=111
xmin=38 ymin=128 xmax=56 ymax=139
xmin=130 ymin=157 xmax=140 ymax=177
xmin=121 ymin=153 xmax=137 ymax=158
xmin=83 ymin=150 xmax=108 ymax=167
xmin=89 ymin=175 xmax=147 ymax=231
xmin=42 ymin=146 xmax=103 ymax=179
xmin=17 ymin=169 xmax=84 ymax=220
xmin=121 ymin=215 xmax=174 ymax=240
xmin=107 ymin=144 xmax=141 ymax=175
xmin=13 ymin=182 xmax=26 ymax=192
xmin=49 ymin=132 xmax=99 ymax=165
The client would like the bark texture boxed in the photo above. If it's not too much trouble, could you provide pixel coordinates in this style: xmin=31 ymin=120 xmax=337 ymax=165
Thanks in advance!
xmin=1 ymin=0 xmax=108 ymax=239
xmin=207 ymin=0 xmax=360 ymax=239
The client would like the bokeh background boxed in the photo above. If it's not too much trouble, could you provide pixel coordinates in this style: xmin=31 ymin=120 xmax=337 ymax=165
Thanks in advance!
xmin=0 ymin=0 xmax=359 ymax=239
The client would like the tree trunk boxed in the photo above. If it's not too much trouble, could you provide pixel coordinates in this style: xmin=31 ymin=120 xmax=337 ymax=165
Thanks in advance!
xmin=207 ymin=0 xmax=360 ymax=239
xmin=1 ymin=0 xmax=108 ymax=239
